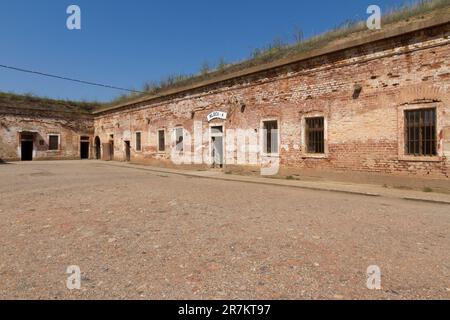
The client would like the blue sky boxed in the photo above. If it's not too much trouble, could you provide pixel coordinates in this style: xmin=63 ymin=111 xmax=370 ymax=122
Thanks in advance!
xmin=0 ymin=0 xmax=415 ymax=102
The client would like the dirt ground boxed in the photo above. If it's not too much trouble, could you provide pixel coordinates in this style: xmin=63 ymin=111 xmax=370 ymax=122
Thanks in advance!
xmin=0 ymin=161 xmax=448 ymax=300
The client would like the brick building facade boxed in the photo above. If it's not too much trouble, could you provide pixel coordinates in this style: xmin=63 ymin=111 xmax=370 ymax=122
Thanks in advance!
xmin=93 ymin=14 xmax=450 ymax=179
xmin=1 ymin=12 xmax=449 ymax=180
xmin=0 ymin=99 xmax=94 ymax=162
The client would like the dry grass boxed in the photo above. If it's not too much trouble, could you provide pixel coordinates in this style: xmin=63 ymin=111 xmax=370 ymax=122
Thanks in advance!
xmin=0 ymin=92 xmax=102 ymax=113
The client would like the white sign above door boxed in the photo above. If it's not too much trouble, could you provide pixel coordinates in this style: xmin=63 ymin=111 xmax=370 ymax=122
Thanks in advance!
xmin=207 ymin=111 xmax=228 ymax=122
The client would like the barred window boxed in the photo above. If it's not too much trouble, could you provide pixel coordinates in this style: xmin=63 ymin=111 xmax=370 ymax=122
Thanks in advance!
xmin=158 ymin=130 xmax=165 ymax=152
xmin=305 ymin=117 xmax=325 ymax=154
xmin=263 ymin=120 xmax=279 ymax=154
xmin=135 ymin=132 xmax=141 ymax=151
xmin=405 ymin=108 xmax=437 ymax=156
xmin=48 ymin=135 xmax=59 ymax=151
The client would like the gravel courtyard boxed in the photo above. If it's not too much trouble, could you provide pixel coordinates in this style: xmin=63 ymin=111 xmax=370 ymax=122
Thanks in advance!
xmin=0 ymin=161 xmax=448 ymax=300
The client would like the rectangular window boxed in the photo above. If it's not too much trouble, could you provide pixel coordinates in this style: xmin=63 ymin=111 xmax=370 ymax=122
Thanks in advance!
xmin=48 ymin=135 xmax=59 ymax=151
xmin=158 ymin=130 xmax=165 ymax=152
xmin=135 ymin=132 xmax=142 ymax=151
xmin=175 ymin=128 xmax=184 ymax=152
xmin=305 ymin=117 xmax=325 ymax=154
xmin=263 ymin=120 xmax=279 ymax=154
xmin=405 ymin=108 xmax=437 ymax=156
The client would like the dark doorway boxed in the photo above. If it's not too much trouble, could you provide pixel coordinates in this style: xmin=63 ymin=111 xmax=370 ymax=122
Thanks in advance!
xmin=80 ymin=136 xmax=90 ymax=159
xmin=94 ymin=136 xmax=101 ymax=160
xmin=21 ymin=134 xmax=34 ymax=161
xmin=124 ymin=141 xmax=131 ymax=162
xmin=109 ymin=135 xmax=114 ymax=160
xmin=110 ymin=141 xmax=114 ymax=159
xmin=80 ymin=142 xmax=89 ymax=159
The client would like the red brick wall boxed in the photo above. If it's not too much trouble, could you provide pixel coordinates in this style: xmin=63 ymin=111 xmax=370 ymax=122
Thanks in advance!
xmin=94 ymin=23 xmax=450 ymax=179
xmin=0 ymin=107 xmax=94 ymax=161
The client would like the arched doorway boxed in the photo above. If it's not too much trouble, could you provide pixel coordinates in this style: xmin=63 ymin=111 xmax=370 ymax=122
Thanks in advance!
xmin=94 ymin=136 xmax=101 ymax=160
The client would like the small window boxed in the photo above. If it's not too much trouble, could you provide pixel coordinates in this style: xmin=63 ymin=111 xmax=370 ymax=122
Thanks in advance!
xmin=405 ymin=108 xmax=437 ymax=156
xmin=305 ymin=117 xmax=325 ymax=154
xmin=135 ymin=132 xmax=142 ymax=151
xmin=158 ymin=130 xmax=165 ymax=152
xmin=48 ymin=135 xmax=59 ymax=151
xmin=175 ymin=128 xmax=184 ymax=152
xmin=263 ymin=120 xmax=279 ymax=154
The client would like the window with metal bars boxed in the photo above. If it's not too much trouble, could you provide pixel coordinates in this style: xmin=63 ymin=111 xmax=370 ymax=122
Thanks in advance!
xmin=158 ymin=130 xmax=166 ymax=152
xmin=135 ymin=132 xmax=141 ymax=151
xmin=405 ymin=108 xmax=437 ymax=156
xmin=48 ymin=135 xmax=59 ymax=151
xmin=263 ymin=120 xmax=279 ymax=154
xmin=305 ymin=117 xmax=325 ymax=154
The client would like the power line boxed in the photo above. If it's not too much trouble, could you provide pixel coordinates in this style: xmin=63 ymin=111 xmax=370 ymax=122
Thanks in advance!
xmin=0 ymin=64 xmax=146 ymax=94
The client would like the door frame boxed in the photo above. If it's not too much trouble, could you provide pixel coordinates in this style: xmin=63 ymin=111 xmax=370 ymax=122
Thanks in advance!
xmin=109 ymin=140 xmax=114 ymax=160
xmin=94 ymin=136 xmax=101 ymax=159
xmin=124 ymin=140 xmax=131 ymax=162
xmin=80 ymin=136 xmax=90 ymax=159
xmin=20 ymin=133 xmax=34 ymax=161
xmin=209 ymin=123 xmax=225 ymax=167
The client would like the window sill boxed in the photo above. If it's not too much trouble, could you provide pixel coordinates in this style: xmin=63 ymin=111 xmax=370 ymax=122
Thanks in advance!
xmin=398 ymin=155 xmax=443 ymax=162
xmin=261 ymin=153 xmax=280 ymax=158
xmin=302 ymin=153 xmax=328 ymax=159
xmin=157 ymin=146 xmax=166 ymax=153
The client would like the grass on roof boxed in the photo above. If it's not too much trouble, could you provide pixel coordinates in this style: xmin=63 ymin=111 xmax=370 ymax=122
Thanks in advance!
xmin=107 ymin=0 xmax=450 ymax=107
xmin=0 ymin=91 xmax=103 ymax=112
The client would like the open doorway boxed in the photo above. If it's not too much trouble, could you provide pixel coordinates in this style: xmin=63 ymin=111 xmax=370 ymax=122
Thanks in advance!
xmin=80 ymin=136 xmax=90 ymax=159
xmin=124 ymin=141 xmax=131 ymax=162
xmin=20 ymin=134 xmax=34 ymax=161
xmin=94 ymin=136 xmax=101 ymax=159
xmin=109 ymin=135 xmax=114 ymax=160
xmin=210 ymin=126 xmax=224 ymax=168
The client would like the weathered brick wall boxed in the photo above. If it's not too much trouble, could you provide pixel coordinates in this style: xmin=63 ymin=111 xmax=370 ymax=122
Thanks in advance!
xmin=95 ymin=23 xmax=448 ymax=179
xmin=0 ymin=106 xmax=94 ymax=161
